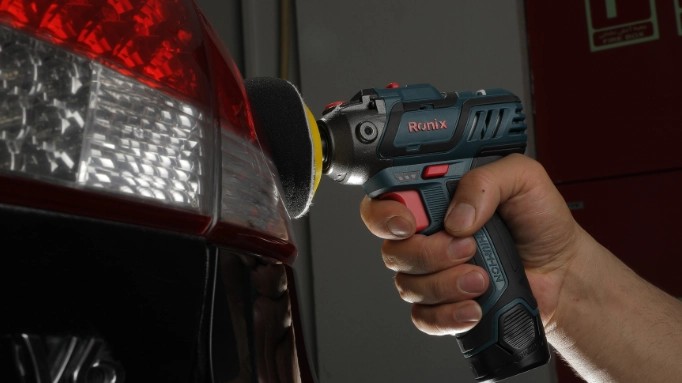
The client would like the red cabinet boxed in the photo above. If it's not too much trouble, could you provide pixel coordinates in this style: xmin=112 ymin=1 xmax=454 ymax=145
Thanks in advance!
xmin=557 ymin=171 xmax=682 ymax=297
xmin=526 ymin=0 xmax=682 ymax=183
xmin=525 ymin=1 xmax=682 ymax=381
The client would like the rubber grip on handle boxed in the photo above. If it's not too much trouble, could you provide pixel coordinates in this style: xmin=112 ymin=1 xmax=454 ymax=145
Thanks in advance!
xmin=456 ymin=213 xmax=550 ymax=382
xmin=377 ymin=181 xmax=550 ymax=381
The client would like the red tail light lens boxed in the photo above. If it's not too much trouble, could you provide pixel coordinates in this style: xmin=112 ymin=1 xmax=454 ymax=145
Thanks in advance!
xmin=0 ymin=0 xmax=295 ymax=262
xmin=1 ymin=0 xmax=208 ymax=103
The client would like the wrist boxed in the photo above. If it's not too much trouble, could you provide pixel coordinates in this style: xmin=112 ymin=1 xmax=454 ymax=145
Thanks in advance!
xmin=542 ymin=226 xmax=609 ymax=341
xmin=543 ymin=225 xmax=620 ymax=379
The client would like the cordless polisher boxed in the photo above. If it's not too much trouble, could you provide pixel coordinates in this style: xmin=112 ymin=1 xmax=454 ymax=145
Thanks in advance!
xmin=245 ymin=77 xmax=550 ymax=382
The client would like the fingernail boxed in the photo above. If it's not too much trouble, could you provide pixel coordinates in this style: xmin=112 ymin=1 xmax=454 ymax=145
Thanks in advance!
xmin=458 ymin=271 xmax=486 ymax=294
xmin=386 ymin=216 xmax=412 ymax=238
xmin=454 ymin=303 xmax=482 ymax=323
xmin=446 ymin=202 xmax=475 ymax=232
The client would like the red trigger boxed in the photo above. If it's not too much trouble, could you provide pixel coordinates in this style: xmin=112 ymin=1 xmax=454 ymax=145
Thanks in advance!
xmin=380 ymin=191 xmax=429 ymax=233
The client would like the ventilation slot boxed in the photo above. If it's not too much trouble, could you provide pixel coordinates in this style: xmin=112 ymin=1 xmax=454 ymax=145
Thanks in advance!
xmin=468 ymin=109 xmax=504 ymax=141
xmin=508 ymin=106 xmax=527 ymax=135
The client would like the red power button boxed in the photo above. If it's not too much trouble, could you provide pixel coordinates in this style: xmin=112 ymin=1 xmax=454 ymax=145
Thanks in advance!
xmin=422 ymin=164 xmax=449 ymax=179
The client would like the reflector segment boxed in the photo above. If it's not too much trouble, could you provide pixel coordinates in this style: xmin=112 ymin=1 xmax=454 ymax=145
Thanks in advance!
xmin=0 ymin=25 xmax=210 ymax=213
xmin=219 ymin=128 xmax=290 ymax=239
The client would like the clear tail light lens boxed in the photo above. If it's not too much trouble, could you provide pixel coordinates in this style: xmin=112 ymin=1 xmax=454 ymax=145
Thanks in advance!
xmin=0 ymin=0 xmax=295 ymax=262
xmin=1 ymin=25 xmax=209 ymax=211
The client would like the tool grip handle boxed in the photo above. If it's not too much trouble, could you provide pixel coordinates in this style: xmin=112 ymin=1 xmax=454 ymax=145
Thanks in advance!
xmin=457 ymin=212 xmax=550 ymax=381
xmin=378 ymin=185 xmax=550 ymax=381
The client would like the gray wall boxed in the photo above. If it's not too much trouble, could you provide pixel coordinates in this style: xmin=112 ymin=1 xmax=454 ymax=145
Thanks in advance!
xmin=196 ymin=0 xmax=557 ymax=382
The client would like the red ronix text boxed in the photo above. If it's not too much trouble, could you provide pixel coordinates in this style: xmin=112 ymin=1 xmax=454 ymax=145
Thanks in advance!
xmin=408 ymin=119 xmax=447 ymax=132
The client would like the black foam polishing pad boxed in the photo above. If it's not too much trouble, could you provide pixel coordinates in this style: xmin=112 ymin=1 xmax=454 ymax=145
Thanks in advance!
xmin=244 ymin=77 xmax=322 ymax=219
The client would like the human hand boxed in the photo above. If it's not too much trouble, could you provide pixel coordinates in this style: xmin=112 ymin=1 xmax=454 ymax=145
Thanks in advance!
xmin=359 ymin=153 xmax=585 ymax=336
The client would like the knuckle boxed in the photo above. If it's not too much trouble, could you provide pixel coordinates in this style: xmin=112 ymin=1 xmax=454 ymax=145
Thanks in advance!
xmin=394 ymin=274 xmax=417 ymax=303
xmin=415 ymin=233 xmax=453 ymax=272
xmin=414 ymin=239 xmax=433 ymax=272
xmin=381 ymin=242 xmax=403 ymax=271
xmin=382 ymin=252 xmax=400 ymax=271
xmin=410 ymin=305 xmax=451 ymax=336
xmin=410 ymin=306 xmax=435 ymax=334
xmin=428 ymin=275 xmax=451 ymax=302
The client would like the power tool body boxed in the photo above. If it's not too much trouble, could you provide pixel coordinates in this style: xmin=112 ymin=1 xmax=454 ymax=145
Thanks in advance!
xmin=317 ymin=83 xmax=550 ymax=382
xmin=244 ymin=78 xmax=550 ymax=382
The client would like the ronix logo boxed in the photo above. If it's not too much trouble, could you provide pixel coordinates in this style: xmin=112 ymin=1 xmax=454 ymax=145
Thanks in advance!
xmin=408 ymin=119 xmax=447 ymax=132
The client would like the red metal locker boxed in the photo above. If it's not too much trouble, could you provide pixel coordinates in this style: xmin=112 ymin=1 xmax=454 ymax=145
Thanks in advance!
xmin=525 ymin=1 xmax=682 ymax=381
xmin=525 ymin=0 xmax=682 ymax=183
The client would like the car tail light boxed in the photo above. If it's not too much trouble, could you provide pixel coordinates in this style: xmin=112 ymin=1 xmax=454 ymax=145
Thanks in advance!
xmin=0 ymin=0 xmax=295 ymax=262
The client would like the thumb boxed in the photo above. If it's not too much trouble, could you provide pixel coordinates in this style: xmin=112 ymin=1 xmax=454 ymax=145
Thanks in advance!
xmin=443 ymin=153 xmax=547 ymax=237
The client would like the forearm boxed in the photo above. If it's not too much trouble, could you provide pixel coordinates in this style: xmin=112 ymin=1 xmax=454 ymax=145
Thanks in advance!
xmin=547 ymin=228 xmax=682 ymax=382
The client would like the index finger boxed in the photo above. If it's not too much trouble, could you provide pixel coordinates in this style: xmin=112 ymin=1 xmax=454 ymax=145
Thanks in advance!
xmin=359 ymin=196 xmax=416 ymax=240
